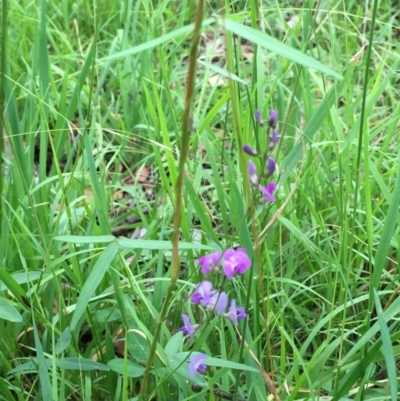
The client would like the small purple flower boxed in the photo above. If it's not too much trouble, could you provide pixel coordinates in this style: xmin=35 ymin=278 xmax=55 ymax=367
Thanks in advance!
xmin=189 ymin=353 xmax=207 ymax=376
xmin=259 ymin=182 xmax=276 ymax=202
xmin=254 ymin=109 xmax=264 ymax=125
xmin=222 ymin=248 xmax=252 ymax=279
xmin=191 ymin=280 xmax=213 ymax=306
xmin=224 ymin=299 xmax=247 ymax=326
xmin=207 ymin=291 xmax=228 ymax=313
xmin=268 ymin=110 xmax=277 ymax=128
xmin=178 ymin=314 xmax=199 ymax=338
xmin=199 ymin=251 xmax=221 ymax=274
xmin=269 ymin=130 xmax=279 ymax=149
xmin=266 ymin=157 xmax=276 ymax=177
xmin=248 ymin=159 xmax=258 ymax=185
xmin=243 ymin=144 xmax=258 ymax=156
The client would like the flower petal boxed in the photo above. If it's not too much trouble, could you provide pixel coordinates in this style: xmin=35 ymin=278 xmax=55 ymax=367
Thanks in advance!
xmin=199 ymin=251 xmax=221 ymax=274
xmin=189 ymin=353 xmax=207 ymax=376
xmin=268 ymin=110 xmax=277 ymax=128
xmin=222 ymin=248 xmax=251 ymax=278
xmin=178 ymin=314 xmax=195 ymax=337
xmin=224 ymin=299 xmax=247 ymax=326
xmin=255 ymin=109 xmax=264 ymax=125
xmin=191 ymin=280 xmax=213 ymax=305
xmin=259 ymin=183 xmax=276 ymax=202
xmin=208 ymin=291 xmax=228 ymax=313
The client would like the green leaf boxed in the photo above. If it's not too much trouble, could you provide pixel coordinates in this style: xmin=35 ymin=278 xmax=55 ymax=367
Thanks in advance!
xmin=219 ymin=18 xmax=342 ymax=79
xmin=54 ymin=235 xmax=116 ymax=244
xmin=0 ymin=271 xmax=43 ymax=291
xmin=0 ymin=299 xmax=22 ymax=322
xmin=33 ymin=319 xmax=51 ymax=401
xmin=57 ymin=357 xmax=109 ymax=371
xmin=107 ymin=359 xmax=145 ymax=378
xmin=8 ymin=359 xmax=52 ymax=374
xmin=373 ymin=290 xmax=397 ymax=400
xmin=117 ymin=238 xmax=213 ymax=251
xmin=281 ymin=78 xmax=346 ymax=184
xmin=127 ymin=331 xmax=150 ymax=362
xmin=98 ymin=18 xmax=214 ymax=62
xmin=0 ymin=377 xmax=16 ymax=399
xmin=55 ymin=328 xmax=72 ymax=355
xmin=205 ymin=356 xmax=259 ymax=373
xmin=70 ymin=242 xmax=119 ymax=331
xmin=164 ymin=332 xmax=183 ymax=356
xmin=8 ymin=357 xmax=109 ymax=373
xmin=166 ymin=353 xmax=207 ymax=387
xmin=372 ymin=150 xmax=400 ymax=290
xmin=0 ymin=268 xmax=31 ymax=308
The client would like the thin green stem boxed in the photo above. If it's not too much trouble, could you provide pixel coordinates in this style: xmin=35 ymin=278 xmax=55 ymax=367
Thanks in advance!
xmin=351 ymin=0 xmax=378 ymax=325
xmin=0 ymin=0 xmax=7 ymax=232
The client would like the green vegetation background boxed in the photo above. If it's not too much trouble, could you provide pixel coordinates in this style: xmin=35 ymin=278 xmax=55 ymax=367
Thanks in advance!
xmin=0 ymin=0 xmax=399 ymax=400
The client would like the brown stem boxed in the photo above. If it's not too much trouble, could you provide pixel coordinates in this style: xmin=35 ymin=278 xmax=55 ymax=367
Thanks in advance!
xmin=138 ymin=2 xmax=205 ymax=399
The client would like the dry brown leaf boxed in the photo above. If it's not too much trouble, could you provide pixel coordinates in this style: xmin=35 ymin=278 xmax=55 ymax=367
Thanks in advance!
xmin=134 ymin=166 xmax=150 ymax=183
xmin=350 ymin=43 xmax=368 ymax=63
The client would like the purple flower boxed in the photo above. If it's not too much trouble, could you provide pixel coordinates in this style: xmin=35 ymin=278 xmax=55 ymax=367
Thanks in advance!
xmin=259 ymin=182 xmax=276 ymax=202
xmin=268 ymin=110 xmax=277 ymax=128
xmin=243 ymin=144 xmax=258 ymax=156
xmin=248 ymin=159 xmax=258 ymax=185
xmin=207 ymin=291 xmax=228 ymax=313
xmin=254 ymin=109 xmax=264 ymax=125
xmin=222 ymin=248 xmax=252 ymax=279
xmin=191 ymin=281 xmax=213 ymax=306
xmin=199 ymin=251 xmax=221 ymax=274
xmin=224 ymin=299 xmax=247 ymax=326
xmin=266 ymin=157 xmax=276 ymax=177
xmin=269 ymin=130 xmax=279 ymax=149
xmin=178 ymin=314 xmax=199 ymax=338
xmin=189 ymin=353 xmax=207 ymax=376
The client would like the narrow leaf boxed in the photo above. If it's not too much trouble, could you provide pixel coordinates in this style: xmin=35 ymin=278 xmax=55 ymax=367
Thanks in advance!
xmin=57 ymin=357 xmax=109 ymax=371
xmin=55 ymin=235 xmax=115 ymax=244
xmin=98 ymin=18 xmax=213 ymax=62
xmin=117 ymin=238 xmax=213 ymax=251
xmin=373 ymin=290 xmax=397 ymax=400
xmin=107 ymin=359 xmax=145 ymax=378
xmin=372 ymin=150 xmax=400 ymax=290
xmin=220 ymin=18 xmax=342 ymax=79
xmin=281 ymin=78 xmax=346 ymax=184
xmin=70 ymin=243 xmax=119 ymax=331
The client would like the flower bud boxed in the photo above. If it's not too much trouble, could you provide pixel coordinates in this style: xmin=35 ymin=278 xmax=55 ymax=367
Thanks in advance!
xmin=266 ymin=157 xmax=276 ymax=177
xmin=243 ymin=144 xmax=258 ymax=156
xmin=248 ymin=160 xmax=258 ymax=185
xmin=254 ymin=109 xmax=264 ymax=126
xmin=269 ymin=130 xmax=279 ymax=150
xmin=268 ymin=110 xmax=277 ymax=128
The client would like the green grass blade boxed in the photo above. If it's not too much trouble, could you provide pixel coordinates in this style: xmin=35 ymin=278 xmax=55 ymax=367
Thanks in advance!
xmin=281 ymin=77 xmax=347 ymax=184
xmin=32 ymin=321 xmax=52 ymax=401
xmin=373 ymin=289 xmax=397 ymax=401
xmin=70 ymin=242 xmax=119 ymax=331
xmin=220 ymin=18 xmax=343 ymax=79
xmin=98 ymin=18 xmax=214 ymax=62
xmin=372 ymin=150 xmax=400 ymax=290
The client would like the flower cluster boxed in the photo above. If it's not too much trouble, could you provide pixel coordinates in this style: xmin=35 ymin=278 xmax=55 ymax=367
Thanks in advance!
xmin=179 ymin=247 xmax=251 ymax=376
xmin=198 ymin=248 xmax=251 ymax=278
xmin=243 ymin=109 xmax=280 ymax=202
